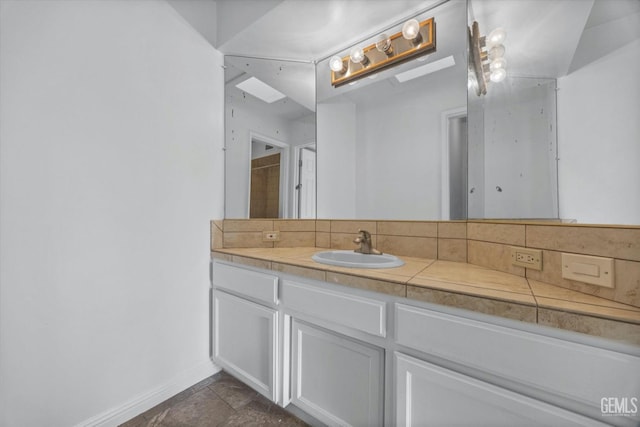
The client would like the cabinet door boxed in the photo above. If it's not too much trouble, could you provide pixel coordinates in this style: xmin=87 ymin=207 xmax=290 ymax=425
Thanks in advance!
xmin=213 ymin=290 xmax=277 ymax=402
xmin=291 ymin=320 xmax=384 ymax=427
xmin=395 ymin=352 xmax=606 ymax=427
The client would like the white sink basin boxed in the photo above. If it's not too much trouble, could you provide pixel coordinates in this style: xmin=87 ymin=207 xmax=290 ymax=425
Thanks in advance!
xmin=312 ymin=250 xmax=405 ymax=269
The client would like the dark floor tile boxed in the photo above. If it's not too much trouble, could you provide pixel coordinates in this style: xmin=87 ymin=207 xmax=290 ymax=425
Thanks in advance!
xmin=190 ymin=375 xmax=216 ymax=393
xmin=142 ymin=386 xmax=196 ymax=421
xmin=156 ymin=387 xmax=236 ymax=427
xmin=208 ymin=371 xmax=259 ymax=409
xmin=119 ymin=413 xmax=148 ymax=427
xmin=220 ymin=397 xmax=309 ymax=427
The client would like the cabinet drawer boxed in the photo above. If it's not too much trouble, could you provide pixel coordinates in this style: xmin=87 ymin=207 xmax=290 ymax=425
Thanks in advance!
xmin=212 ymin=261 xmax=278 ymax=305
xmin=396 ymin=303 xmax=640 ymax=411
xmin=283 ymin=280 xmax=386 ymax=337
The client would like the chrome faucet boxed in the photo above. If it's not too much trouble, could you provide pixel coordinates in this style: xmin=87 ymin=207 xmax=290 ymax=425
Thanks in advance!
xmin=353 ymin=229 xmax=382 ymax=255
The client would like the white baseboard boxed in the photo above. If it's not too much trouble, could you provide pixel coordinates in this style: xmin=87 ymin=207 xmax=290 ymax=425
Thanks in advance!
xmin=76 ymin=359 xmax=222 ymax=427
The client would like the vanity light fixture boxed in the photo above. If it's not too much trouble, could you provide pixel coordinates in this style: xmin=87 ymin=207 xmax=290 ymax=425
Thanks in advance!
xmin=468 ymin=21 xmax=507 ymax=95
xmin=329 ymin=17 xmax=436 ymax=87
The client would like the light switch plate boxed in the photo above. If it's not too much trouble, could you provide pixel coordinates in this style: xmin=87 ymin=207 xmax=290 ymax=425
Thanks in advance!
xmin=510 ymin=247 xmax=542 ymax=270
xmin=561 ymin=253 xmax=614 ymax=288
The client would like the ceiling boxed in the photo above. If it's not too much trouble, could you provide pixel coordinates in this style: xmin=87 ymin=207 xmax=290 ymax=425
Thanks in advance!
xmin=168 ymin=0 xmax=640 ymax=110
xmin=215 ymin=0 xmax=443 ymax=61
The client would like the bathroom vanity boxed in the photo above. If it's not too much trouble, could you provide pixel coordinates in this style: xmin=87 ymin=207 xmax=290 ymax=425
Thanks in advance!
xmin=210 ymin=249 xmax=640 ymax=427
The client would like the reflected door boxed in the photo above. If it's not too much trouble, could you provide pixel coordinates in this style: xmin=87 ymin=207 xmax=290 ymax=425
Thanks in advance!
xmin=297 ymin=147 xmax=316 ymax=218
xmin=449 ymin=116 xmax=468 ymax=220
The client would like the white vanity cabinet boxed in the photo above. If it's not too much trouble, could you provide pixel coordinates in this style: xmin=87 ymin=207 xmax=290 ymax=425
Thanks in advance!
xmin=211 ymin=261 xmax=279 ymax=402
xmin=211 ymin=259 xmax=640 ymax=427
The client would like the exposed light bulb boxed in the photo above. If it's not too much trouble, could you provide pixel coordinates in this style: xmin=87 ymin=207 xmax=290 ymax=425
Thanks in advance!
xmin=488 ymin=44 xmax=505 ymax=60
xmin=375 ymin=33 xmax=393 ymax=55
xmin=329 ymin=55 xmax=345 ymax=73
xmin=486 ymin=27 xmax=506 ymax=47
xmin=490 ymin=57 xmax=507 ymax=71
xmin=402 ymin=18 xmax=421 ymax=41
xmin=490 ymin=68 xmax=507 ymax=82
xmin=350 ymin=46 xmax=368 ymax=66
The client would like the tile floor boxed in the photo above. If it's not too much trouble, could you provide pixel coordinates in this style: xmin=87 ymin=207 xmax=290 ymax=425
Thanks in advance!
xmin=120 ymin=370 xmax=309 ymax=427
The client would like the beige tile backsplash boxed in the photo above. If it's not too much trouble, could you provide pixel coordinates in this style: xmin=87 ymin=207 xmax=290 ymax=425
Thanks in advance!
xmin=377 ymin=221 xmax=437 ymax=237
xmin=526 ymin=225 xmax=640 ymax=262
xmin=438 ymin=222 xmax=467 ymax=239
xmin=438 ymin=238 xmax=467 ymax=262
xmin=213 ymin=219 xmax=640 ymax=308
xmin=377 ymin=235 xmax=437 ymax=259
xmin=467 ymin=222 xmax=525 ymax=246
xmin=468 ymin=240 xmax=526 ymax=277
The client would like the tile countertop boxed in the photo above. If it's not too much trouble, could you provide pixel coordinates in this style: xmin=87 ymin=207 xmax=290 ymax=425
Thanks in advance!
xmin=211 ymin=247 xmax=640 ymax=346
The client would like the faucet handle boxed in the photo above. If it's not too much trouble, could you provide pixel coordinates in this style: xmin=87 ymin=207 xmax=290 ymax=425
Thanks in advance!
xmin=357 ymin=229 xmax=371 ymax=239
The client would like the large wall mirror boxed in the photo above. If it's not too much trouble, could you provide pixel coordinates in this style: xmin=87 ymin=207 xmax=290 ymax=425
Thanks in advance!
xmin=468 ymin=0 xmax=640 ymax=225
xmin=224 ymin=56 xmax=316 ymax=218
xmin=316 ymin=0 xmax=468 ymax=220
xmin=223 ymin=0 xmax=639 ymax=226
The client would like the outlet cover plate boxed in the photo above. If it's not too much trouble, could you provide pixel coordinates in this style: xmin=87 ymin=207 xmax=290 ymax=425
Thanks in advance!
xmin=561 ymin=253 xmax=614 ymax=288
xmin=510 ymin=247 xmax=542 ymax=270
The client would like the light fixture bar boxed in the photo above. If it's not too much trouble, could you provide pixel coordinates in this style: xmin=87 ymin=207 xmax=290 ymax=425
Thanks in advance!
xmin=468 ymin=21 xmax=488 ymax=96
xmin=235 ymin=77 xmax=286 ymax=103
xmin=331 ymin=17 xmax=436 ymax=88
xmin=394 ymin=55 xmax=455 ymax=83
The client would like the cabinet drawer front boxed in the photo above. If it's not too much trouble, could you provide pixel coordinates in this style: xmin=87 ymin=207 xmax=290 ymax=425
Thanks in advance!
xmin=212 ymin=261 xmax=278 ymax=305
xmin=395 ymin=352 xmax=606 ymax=427
xmin=396 ymin=303 xmax=640 ymax=411
xmin=283 ymin=280 xmax=386 ymax=337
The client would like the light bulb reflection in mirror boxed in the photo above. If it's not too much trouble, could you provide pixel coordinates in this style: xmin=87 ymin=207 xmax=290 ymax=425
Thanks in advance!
xmin=329 ymin=55 xmax=345 ymax=73
xmin=486 ymin=27 xmax=506 ymax=47
xmin=490 ymin=68 xmax=507 ymax=82
xmin=490 ymin=57 xmax=507 ymax=71
xmin=488 ymin=44 xmax=505 ymax=60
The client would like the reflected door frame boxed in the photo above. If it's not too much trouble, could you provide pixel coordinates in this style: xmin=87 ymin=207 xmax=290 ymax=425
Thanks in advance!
xmin=293 ymin=142 xmax=316 ymax=219
xmin=248 ymin=131 xmax=290 ymax=218
xmin=440 ymin=106 xmax=467 ymax=220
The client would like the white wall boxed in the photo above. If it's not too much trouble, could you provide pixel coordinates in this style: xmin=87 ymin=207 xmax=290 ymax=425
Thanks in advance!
xmin=558 ymin=39 xmax=640 ymax=225
xmin=0 ymin=1 xmax=224 ymax=426
xmin=317 ymin=103 xmax=357 ymax=218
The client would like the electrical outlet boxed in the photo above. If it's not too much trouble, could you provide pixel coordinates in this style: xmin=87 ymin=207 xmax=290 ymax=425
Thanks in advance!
xmin=510 ymin=247 xmax=542 ymax=270
xmin=262 ymin=231 xmax=280 ymax=242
